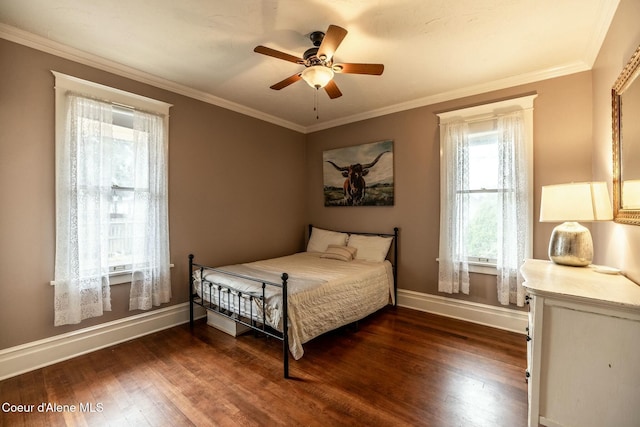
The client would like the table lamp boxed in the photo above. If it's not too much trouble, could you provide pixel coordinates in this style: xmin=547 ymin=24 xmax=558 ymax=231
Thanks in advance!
xmin=539 ymin=182 xmax=612 ymax=266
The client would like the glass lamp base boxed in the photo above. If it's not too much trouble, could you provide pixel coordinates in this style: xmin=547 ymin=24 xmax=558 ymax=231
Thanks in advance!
xmin=548 ymin=221 xmax=593 ymax=267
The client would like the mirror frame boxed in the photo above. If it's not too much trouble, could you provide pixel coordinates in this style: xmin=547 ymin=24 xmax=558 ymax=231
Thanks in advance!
xmin=612 ymin=44 xmax=640 ymax=225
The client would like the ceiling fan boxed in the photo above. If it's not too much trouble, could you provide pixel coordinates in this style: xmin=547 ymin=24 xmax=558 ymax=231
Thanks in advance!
xmin=253 ymin=25 xmax=384 ymax=99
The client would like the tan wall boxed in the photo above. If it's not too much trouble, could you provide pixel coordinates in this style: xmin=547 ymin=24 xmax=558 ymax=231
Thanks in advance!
xmin=592 ymin=0 xmax=640 ymax=283
xmin=305 ymin=72 xmax=594 ymax=306
xmin=0 ymin=39 xmax=307 ymax=350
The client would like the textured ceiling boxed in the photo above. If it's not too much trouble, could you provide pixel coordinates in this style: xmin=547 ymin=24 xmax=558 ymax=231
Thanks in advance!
xmin=0 ymin=0 xmax=620 ymax=132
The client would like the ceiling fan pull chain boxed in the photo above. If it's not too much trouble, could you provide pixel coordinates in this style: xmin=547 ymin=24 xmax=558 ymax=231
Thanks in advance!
xmin=314 ymin=88 xmax=319 ymax=120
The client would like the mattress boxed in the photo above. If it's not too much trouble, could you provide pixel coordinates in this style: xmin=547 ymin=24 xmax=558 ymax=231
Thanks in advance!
xmin=193 ymin=251 xmax=394 ymax=360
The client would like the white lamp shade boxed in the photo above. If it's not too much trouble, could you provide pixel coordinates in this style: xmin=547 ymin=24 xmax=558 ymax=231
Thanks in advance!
xmin=301 ymin=65 xmax=334 ymax=88
xmin=540 ymin=182 xmax=613 ymax=222
xmin=622 ymin=180 xmax=640 ymax=209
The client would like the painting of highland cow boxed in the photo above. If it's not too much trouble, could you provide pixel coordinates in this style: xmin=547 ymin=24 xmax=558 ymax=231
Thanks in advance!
xmin=323 ymin=140 xmax=394 ymax=206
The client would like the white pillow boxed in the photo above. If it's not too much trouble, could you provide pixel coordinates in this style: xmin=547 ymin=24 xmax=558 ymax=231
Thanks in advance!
xmin=347 ymin=234 xmax=393 ymax=262
xmin=307 ymin=227 xmax=349 ymax=253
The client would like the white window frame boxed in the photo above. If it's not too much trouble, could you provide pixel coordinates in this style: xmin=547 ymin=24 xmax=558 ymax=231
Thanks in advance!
xmin=437 ymin=95 xmax=536 ymax=275
xmin=52 ymin=71 xmax=172 ymax=285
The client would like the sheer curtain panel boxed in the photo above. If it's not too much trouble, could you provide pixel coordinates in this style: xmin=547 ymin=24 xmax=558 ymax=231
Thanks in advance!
xmin=496 ymin=112 xmax=530 ymax=306
xmin=53 ymin=95 xmax=113 ymax=326
xmin=128 ymin=109 xmax=171 ymax=310
xmin=438 ymin=121 xmax=470 ymax=295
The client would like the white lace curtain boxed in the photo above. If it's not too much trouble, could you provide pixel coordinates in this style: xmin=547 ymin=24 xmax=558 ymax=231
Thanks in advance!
xmin=128 ymin=108 xmax=171 ymax=311
xmin=53 ymin=94 xmax=170 ymax=326
xmin=496 ymin=112 xmax=529 ymax=306
xmin=438 ymin=111 xmax=529 ymax=306
xmin=438 ymin=121 xmax=470 ymax=295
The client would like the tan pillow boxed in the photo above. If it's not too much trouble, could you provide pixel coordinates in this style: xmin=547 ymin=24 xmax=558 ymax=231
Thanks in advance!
xmin=320 ymin=244 xmax=357 ymax=261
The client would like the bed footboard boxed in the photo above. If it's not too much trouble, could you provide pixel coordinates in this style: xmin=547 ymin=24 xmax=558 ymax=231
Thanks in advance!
xmin=188 ymin=254 xmax=290 ymax=378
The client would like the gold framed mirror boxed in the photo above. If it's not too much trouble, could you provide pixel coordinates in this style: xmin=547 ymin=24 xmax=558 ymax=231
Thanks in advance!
xmin=612 ymin=44 xmax=640 ymax=225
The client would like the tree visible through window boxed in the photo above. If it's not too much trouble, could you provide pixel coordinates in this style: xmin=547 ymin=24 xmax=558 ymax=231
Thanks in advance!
xmin=466 ymin=130 xmax=500 ymax=262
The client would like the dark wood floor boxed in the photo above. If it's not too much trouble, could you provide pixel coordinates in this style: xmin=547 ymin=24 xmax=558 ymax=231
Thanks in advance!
xmin=0 ymin=306 xmax=528 ymax=427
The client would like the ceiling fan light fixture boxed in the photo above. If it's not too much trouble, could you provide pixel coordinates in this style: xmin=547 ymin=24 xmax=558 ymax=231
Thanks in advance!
xmin=301 ymin=65 xmax=334 ymax=89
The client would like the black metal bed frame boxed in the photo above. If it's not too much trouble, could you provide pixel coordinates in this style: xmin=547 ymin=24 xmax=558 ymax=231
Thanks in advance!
xmin=189 ymin=225 xmax=399 ymax=379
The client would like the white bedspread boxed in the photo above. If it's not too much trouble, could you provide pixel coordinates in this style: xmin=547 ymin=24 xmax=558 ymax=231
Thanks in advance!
xmin=193 ymin=252 xmax=394 ymax=360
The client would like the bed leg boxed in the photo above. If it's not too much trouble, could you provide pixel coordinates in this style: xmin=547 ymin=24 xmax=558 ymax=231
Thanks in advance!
xmin=189 ymin=254 xmax=194 ymax=328
xmin=282 ymin=273 xmax=289 ymax=379
xmin=283 ymin=342 xmax=289 ymax=379
xmin=393 ymin=227 xmax=399 ymax=306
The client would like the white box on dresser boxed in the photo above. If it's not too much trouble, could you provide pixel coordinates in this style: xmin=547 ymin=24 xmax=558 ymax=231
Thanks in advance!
xmin=521 ymin=259 xmax=640 ymax=427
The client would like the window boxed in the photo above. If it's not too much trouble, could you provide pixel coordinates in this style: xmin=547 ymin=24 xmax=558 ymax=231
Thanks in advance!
xmin=465 ymin=126 xmax=501 ymax=264
xmin=108 ymin=107 xmax=142 ymax=273
xmin=52 ymin=72 xmax=172 ymax=326
xmin=437 ymin=95 xmax=536 ymax=306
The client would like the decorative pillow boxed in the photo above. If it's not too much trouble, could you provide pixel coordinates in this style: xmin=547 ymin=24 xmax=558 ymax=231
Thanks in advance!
xmin=306 ymin=227 xmax=349 ymax=253
xmin=347 ymin=234 xmax=393 ymax=262
xmin=320 ymin=245 xmax=357 ymax=261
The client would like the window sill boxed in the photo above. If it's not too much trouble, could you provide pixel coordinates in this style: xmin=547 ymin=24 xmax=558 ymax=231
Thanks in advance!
xmin=468 ymin=262 xmax=497 ymax=276
xmin=50 ymin=264 xmax=175 ymax=286
xmin=109 ymin=271 xmax=132 ymax=286
xmin=436 ymin=258 xmax=497 ymax=276
xmin=109 ymin=263 xmax=175 ymax=286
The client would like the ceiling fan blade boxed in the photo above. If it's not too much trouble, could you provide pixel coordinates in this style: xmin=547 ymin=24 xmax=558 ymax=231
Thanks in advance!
xmin=317 ymin=25 xmax=348 ymax=61
xmin=324 ymin=80 xmax=342 ymax=99
xmin=254 ymin=45 xmax=304 ymax=64
xmin=270 ymin=73 xmax=302 ymax=90
xmin=334 ymin=63 xmax=384 ymax=75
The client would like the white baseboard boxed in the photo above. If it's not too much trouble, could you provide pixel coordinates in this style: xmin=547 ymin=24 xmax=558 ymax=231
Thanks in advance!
xmin=0 ymin=302 xmax=206 ymax=381
xmin=397 ymin=289 xmax=528 ymax=334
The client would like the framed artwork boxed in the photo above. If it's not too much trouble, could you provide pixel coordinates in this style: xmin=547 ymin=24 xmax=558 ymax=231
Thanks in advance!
xmin=323 ymin=140 xmax=394 ymax=206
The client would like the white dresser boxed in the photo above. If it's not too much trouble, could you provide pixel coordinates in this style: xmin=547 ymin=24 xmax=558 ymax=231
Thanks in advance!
xmin=521 ymin=259 xmax=640 ymax=427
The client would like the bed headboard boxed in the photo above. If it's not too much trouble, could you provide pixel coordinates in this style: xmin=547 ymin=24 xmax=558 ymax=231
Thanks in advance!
xmin=307 ymin=224 xmax=399 ymax=303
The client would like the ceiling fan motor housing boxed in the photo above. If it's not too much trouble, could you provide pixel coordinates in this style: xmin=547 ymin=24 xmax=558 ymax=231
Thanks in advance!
xmin=303 ymin=47 xmax=325 ymax=66
xmin=305 ymin=30 xmax=328 ymax=66
xmin=309 ymin=31 xmax=325 ymax=46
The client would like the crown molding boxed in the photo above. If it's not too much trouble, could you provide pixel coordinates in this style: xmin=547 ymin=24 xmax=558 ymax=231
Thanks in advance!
xmin=581 ymin=0 xmax=621 ymax=67
xmin=304 ymin=61 xmax=590 ymax=133
xmin=2 ymin=21 xmax=600 ymax=135
xmin=0 ymin=24 xmax=306 ymax=134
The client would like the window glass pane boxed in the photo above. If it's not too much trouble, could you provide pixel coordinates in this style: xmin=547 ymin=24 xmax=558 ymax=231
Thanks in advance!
xmin=111 ymin=125 xmax=134 ymax=188
xmin=468 ymin=131 xmax=498 ymax=190
xmin=108 ymin=122 xmax=135 ymax=269
xmin=109 ymin=192 xmax=133 ymax=270
xmin=465 ymin=192 xmax=498 ymax=260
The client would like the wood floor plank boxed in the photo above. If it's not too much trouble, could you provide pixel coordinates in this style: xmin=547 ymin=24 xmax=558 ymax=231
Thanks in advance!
xmin=0 ymin=306 xmax=527 ymax=426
